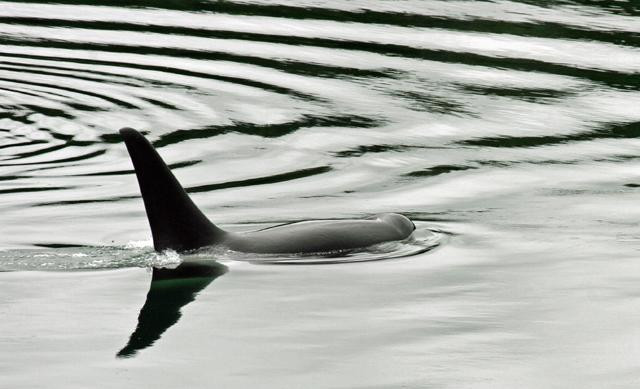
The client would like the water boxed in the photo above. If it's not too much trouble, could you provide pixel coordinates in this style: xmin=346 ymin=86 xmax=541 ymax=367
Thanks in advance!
xmin=1 ymin=0 xmax=639 ymax=387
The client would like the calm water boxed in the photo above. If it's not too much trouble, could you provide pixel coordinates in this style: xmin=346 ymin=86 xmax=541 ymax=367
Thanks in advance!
xmin=1 ymin=0 xmax=640 ymax=387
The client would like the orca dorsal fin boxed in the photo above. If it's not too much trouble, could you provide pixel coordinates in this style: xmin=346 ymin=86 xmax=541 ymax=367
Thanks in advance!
xmin=119 ymin=128 xmax=225 ymax=252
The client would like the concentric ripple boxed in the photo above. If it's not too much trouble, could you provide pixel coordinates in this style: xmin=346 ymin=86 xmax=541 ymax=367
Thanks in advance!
xmin=0 ymin=0 xmax=639 ymax=265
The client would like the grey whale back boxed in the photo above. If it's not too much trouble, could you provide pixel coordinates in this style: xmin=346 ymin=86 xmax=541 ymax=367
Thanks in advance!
xmin=119 ymin=128 xmax=415 ymax=254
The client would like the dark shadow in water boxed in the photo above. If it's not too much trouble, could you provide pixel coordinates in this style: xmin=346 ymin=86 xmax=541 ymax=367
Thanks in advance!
xmin=117 ymin=260 xmax=227 ymax=358
xmin=404 ymin=164 xmax=475 ymax=178
xmin=35 ymin=165 xmax=331 ymax=207
xmin=457 ymin=121 xmax=640 ymax=148
xmin=152 ymin=115 xmax=381 ymax=146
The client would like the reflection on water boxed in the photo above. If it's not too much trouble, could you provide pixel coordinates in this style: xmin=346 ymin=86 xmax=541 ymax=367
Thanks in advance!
xmin=117 ymin=260 xmax=227 ymax=358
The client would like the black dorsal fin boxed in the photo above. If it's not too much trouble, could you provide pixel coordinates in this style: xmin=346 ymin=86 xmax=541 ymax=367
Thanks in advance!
xmin=119 ymin=128 xmax=225 ymax=252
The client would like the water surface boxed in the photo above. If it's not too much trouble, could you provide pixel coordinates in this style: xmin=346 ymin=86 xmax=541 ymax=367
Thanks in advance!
xmin=1 ymin=1 xmax=640 ymax=387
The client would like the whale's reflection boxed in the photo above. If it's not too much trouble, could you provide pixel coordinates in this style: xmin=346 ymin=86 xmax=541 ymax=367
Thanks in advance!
xmin=117 ymin=260 xmax=227 ymax=358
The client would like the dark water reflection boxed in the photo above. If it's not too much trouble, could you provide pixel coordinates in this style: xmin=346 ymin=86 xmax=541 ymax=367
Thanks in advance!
xmin=117 ymin=260 xmax=227 ymax=358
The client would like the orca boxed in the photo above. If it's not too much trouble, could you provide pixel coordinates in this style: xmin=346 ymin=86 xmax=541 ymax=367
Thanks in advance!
xmin=119 ymin=128 xmax=416 ymax=254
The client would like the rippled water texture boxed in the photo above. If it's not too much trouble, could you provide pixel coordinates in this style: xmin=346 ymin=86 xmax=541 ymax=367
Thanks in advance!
xmin=1 ymin=1 xmax=640 ymax=387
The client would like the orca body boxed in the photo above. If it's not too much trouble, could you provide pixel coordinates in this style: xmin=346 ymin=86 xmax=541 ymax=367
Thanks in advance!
xmin=119 ymin=128 xmax=415 ymax=254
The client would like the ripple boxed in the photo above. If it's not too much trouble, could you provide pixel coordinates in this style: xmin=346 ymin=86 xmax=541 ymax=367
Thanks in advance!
xmin=458 ymin=121 xmax=640 ymax=148
xmin=0 ymin=0 xmax=638 ymax=255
